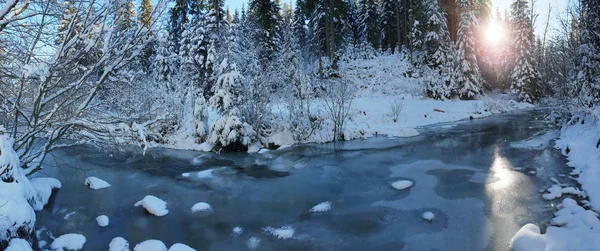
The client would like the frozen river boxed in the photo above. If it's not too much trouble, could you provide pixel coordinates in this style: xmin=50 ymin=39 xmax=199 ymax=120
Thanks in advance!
xmin=33 ymin=109 xmax=571 ymax=250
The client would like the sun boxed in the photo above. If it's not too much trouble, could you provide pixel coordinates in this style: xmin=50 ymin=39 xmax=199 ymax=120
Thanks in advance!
xmin=486 ymin=22 xmax=504 ymax=44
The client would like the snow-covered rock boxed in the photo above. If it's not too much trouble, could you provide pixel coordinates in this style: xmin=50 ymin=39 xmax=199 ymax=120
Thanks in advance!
xmin=233 ymin=227 xmax=243 ymax=235
xmin=191 ymin=202 xmax=212 ymax=213
xmin=109 ymin=237 xmax=130 ymax=251
xmin=6 ymin=238 xmax=33 ymax=251
xmin=391 ymin=180 xmax=414 ymax=190
xmin=309 ymin=201 xmax=332 ymax=213
xmin=84 ymin=176 xmax=111 ymax=190
xmin=247 ymin=237 xmax=260 ymax=250
xmin=96 ymin=215 xmax=109 ymax=227
xmin=134 ymin=240 xmax=167 ymax=251
xmin=30 ymin=177 xmax=61 ymax=211
xmin=51 ymin=233 xmax=86 ymax=251
xmin=134 ymin=195 xmax=169 ymax=216
xmin=510 ymin=224 xmax=546 ymax=251
xmin=168 ymin=243 xmax=196 ymax=251
xmin=421 ymin=211 xmax=435 ymax=221
xmin=263 ymin=226 xmax=294 ymax=239
xmin=541 ymin=184 xmax=585 ymax=201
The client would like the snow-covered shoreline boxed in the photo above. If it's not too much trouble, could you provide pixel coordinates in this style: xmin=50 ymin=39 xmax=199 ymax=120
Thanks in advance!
xmin=511 ymin=113 xmax=600 ymax=250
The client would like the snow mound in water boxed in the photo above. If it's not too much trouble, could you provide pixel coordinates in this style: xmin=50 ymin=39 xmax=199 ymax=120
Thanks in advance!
xmin=391 ymin=180 xmax=413 ymax=190
xmin=109 ymin=237 xmax=129 ymax=251
xmin=191 ymin=202 xmax=212 ymax=213
xmin=422 ymin=211 xmax=435 ymax=221
xmin=6 ymin=238 xmax=32 ymax=251
xmin=233 ymin=227 xmax=243 ymax=235
xmin=247 ymin=237 xmax=260 ymax=250
xmin=542 ymin=184 xmax=585 ymax=200
xmin=134 ymin=195 xmax=168 ymax=216
xmin=84 ymin=176 xmax=111 ymax=190
xmin=263 ymin=226 xmax=294 ymax=239
xmin=510 ymin=224 xmax=546 ymax=251
xmin=392 ymin=128 xmax=420 ymax=138
xmin=168 ymin=243 xmax=196 ymax=251
xmin=30 ymin=177 xmax=61 ymax=211
xmin=309 ymin=201 xmax=332 ymax=213
xmin=96 ymin=215 xmax=109 ymax=227
xmin=51 ymin=233 xmax=86 ymax=251
xmin=134 ymin=240 xmax=167 ymax=251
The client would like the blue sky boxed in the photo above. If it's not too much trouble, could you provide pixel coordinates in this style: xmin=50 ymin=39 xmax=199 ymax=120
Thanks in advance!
xmin=224 ymin=0 xmax=567 ymax=36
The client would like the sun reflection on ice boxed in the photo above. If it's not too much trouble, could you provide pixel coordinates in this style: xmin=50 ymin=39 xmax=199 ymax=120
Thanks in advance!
xmin=486 ymin=146 xmax=515 ymax=189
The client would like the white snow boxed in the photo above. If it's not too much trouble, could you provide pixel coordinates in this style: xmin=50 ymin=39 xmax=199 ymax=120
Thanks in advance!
xmin=50 ymin=233 xmax=86 ymax=251
xmin=96 ymin=215 xmax=109 ymax=227
xmin=421 ymin=211 xmax=435 ymax=221
xmin=191 ymin=202 xmax=212 ymax=213
xmin=30 ymin=177 xmax=61 ymax=211
xmin=263 ymin=226 xmax=295 ymax=239
xmin=389 ymin=128 xmax=420 ymax=138
xmin=510 ymin=130 xmax=559 ymax=150
xmin=182 ymin=173 xmax=191 ymax=177
xmin=134 ymin=195 xmax=169 ymax=216
xmin=391 ymin=180 xmax=414 ymax=190
xmin=109 ymin=237 xmax=130 ymax=251
xmin=309 ymin=201 xmax=332 ymax=213
xmin=168 ymin=243 xmax=196 ymax=251
xmin=134 ymin=240 xmax=167 ymax=251
xmin=233 ymin=227 xmax=243 ymax=235
xmin=510 ymin=224 xmax=546 ymax=251
xmin=84 ymin=176 xmax=111 ymax=190
xmin=247 ymin=237 xmax=260 ymax=250
xmin=6 ymin=238 xmax=33 ymax=251
xmin=541 ymin=184 xmax=585 ymax=201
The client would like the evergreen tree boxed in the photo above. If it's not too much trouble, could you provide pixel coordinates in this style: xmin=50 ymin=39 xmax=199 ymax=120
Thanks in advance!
xmin=509 ymin=0 xmax=541 ymax=103
xmin=116 ymin=0 xmax=137 ymax=34
xmin=424 ymin=0 xmax=456 ymax=99
xmin=153 ymin=34 xmax=178 ymax=88
xmin=209 ymin=27 xmax=256 ymax=151
xmin=379 ymin=0 xmax=400 ymax=53
xmin=208 ymin=0 xmax=226 ymax=31
xmin=574 ymin=0 xmax=600 ymax=107
xmin=293 ymin=0 xmax=307 ymax=50
xmin=358 ymin=0 xmax=379 ymax=49
xmin=139 ymin=0 xmax=155 ymax=72
xmin=455 ymin=0 xmax=483 ymax=99
xmin=233 ymin=9 xmax=240 ymax=24
xmin=139 ymin=0 xmax=154 ymax=29
xmin=248 ymin=0 xmax=281 ymax=65
xmin=169 ymin=0 xmax=205 ymax=53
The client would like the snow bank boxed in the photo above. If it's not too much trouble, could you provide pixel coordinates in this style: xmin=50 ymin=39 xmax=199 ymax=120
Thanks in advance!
xmin=391 ymin=180 xmax=414 ymax=190
xmin=96 ymin=215 xmax=109 ymax=227
xmin=84 ymin=176 xmax=111 ymax=190
xmin=50 ymin=233 xmax=86 ymax=251
xmin=191 ymin=202 xmax=212 ymax=213
xmin=247 ymin=237 xmax=260 ymax=250
xmin=389 ymin=128 xmax=420 ymax=138
xmin=309 ymin=201 xmax=332 ymax=213
xmin=421 ymin=211 xmax=435 ymax=221
xmin=263 ymin=226 xmax=294 ymax=239
xmin=134 ymin=240 xmax=167 ymax=251
xmin=168 ymin=243 xmax=196 ymax=251
xmin=134 ymin=195 xmax=169 ymax=216
xmin=30 ymin=177 xmax=61 ymax=211
xmin=510 ymin=224 xmax=546 ymax=251
xmin=6 ymin=238 xmax=32 ymax=251
xmin=109 ymin=237 xmax=129 ymax=251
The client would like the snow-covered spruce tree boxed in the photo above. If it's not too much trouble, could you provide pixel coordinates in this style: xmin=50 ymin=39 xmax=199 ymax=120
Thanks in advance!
xmin=139 ymin=0 xmax=155 ymax=72
xmin=248 ymin=0 xmax=281 ymax=65
xmin=359 ymin=0 xmax=380 ymax=49
xmin=178 ymin=18 xmax=215 ymax=142
xmin=424 ymin=0 xmax=456 ymax=99
xmin=379 ymin=0 xmax=400 ymax=53
xmin=509 ymin=0 xmax=541 ymax=103
xmin=153 ymin=32 xmax=179 ymax=90
xmin=574 ymin=0 xmax=600 ymax=108
xmin=209 ymin=27 xmax=256 ymax=151
xmin=455 ymin=0 xmax=484 ymax=99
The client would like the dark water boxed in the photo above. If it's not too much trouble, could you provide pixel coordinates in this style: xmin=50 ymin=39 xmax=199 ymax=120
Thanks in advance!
xmin=33 ymin=109 xmax=572 ymax=250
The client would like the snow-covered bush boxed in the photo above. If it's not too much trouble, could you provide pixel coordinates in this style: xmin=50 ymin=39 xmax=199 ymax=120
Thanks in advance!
xmin=389 ymin=100 xmax=405 ymax=123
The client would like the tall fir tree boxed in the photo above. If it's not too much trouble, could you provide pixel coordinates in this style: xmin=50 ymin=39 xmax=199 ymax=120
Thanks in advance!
xmin=139 ymin=0 xmax=155 ymax=72
xmin=169 ymin=0 xmax=205 ymax=53
xmin=358 ymin=0 xmax=379 ymax=49
xmin=424 ymin=0 xmax=456 ymax=99
xmin=248 ymin=0 xmax=281 ymax=65
xmin=455 ymin=0 xmax=484 ymax=99
xmin=509 ymin=0 xmax=541 ymax=103
xmin=116 ymin=0 xmax=137 ymax=35
xmin=574 ymin=0 xmax=600 ymax=107
xmin=208 ymin=0 xmax=225 ymax=31
xmin=379 ymin=0 xmax=400 ymax=53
